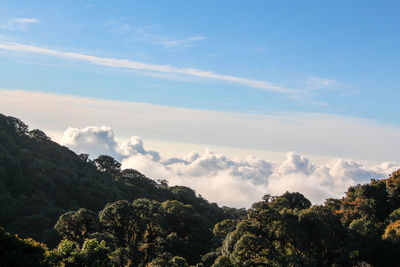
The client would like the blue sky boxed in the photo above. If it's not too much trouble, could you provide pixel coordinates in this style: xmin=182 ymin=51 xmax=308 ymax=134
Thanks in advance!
xmin=1 ymin=1 xmax=399 ymax=124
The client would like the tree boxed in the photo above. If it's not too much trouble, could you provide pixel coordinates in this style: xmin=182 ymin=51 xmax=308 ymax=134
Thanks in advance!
xmin=54 ymin=208 xmax=100 ymax=245
xmin=79 ymin=153 xmax=89 ymax=162
xmin=119 ymin=168 xmax=157 ymax=190
xmin=280 ymin=191 xmax=311 ymax=210
xmin=157 ymin=179 xmax=169 ymax=189
xmin=149 ymin=253 xmax=189 ymax=267
xmin=216 ymin=193 xmax=350 ymax=267
xmin=73 ymin=239 xmax=112 ymax=267
xmin=131 ymin=198 xmax=166 ymax=264
xmin=0 ymin=114 xmax=28 ymax=135
xmin=99 ymin=199 xmax=166 ymax=266
xmin=99 ymin=200 xmax=135 ymax=265
xmin=0 ymin=227 xmax=48 ymax=267
xmin=382 ymin=220 xmax=400 ymax=242
xmin=94 ymin=155 xmax=121 ymax=176
xmin=47 ymin=238 xmax=112 ymax=267
xmin=28 ymin=129 xmax=51 ymax=142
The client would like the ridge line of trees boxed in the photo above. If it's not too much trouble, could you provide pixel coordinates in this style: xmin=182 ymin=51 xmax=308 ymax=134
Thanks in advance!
xmin=1 ymin=113 xmax=400 ymax=266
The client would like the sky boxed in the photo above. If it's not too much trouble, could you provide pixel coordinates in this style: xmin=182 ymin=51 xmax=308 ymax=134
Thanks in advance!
xmin=1 ymin=1 xmax=400 ymax=207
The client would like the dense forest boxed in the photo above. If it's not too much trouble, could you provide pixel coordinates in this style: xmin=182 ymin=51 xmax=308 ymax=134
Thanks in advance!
xmin=1 ymin=113 xmax=400 ymax=266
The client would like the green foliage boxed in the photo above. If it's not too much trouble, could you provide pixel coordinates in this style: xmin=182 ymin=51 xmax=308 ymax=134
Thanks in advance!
xmin=94 ymin=155 xmax=121 ymax=176
xmin=47 ymin=238 xmax=112 ymax=267
xmin=4 ymin=114 xmax=400 ymax=266
xmin=54 ymin=208 xmax=99 ymax=245
xmin=213 ymin=219 xmax=237 ymax=237
xmin=280 ymin=191 xmax=312 ymax=210
xmin=348 ymin=217 xmax=375 ymax=236
xmin=212 ymin=255 xmax=234 ymax=267
xmin=79 ymin=239 xmax=112 ymax=266
xmin=149 ymin=253 xmax=190 ymax=267
xmin=217 ymin=196 xmax=359 ymax=266
xmin=170 ymin=256 xmax=189 ymax=267
xmin=0 ymin=227 xmax=48 ymax=267
xmin=388 ymin=208 xmax=400 ymax=221
xmin=0 ymin=113 xmax=230 ymax=253
xmin=211 ymin=172 xmax=400 ymax=267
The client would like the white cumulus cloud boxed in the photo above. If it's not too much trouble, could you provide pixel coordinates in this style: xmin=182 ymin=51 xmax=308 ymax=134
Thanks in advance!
xmin=61 ymin=126 xmax=120 ymax=159
xmin=59 ymin=125 xmax=400 ymax=208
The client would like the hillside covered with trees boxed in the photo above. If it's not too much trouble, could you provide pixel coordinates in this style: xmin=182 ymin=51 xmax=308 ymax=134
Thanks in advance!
xmin=1 ymin=113 xmax=400 ymax=266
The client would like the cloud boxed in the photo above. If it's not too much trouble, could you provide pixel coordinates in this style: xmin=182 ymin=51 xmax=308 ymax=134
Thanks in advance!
xmin=2 ymin=89 xmax=400 ymax=163
xmin=304 ymin=76 xmax=358 ymax=96
xmin=152 ymin=35 xmax=207 ymax=49
xmin=276 ymin=152 xmax=313 ymax=176
xmin=305 ymin=76 xmax=336 ymax=88
xmin=118 ymin=136 xmax=160 ymax=161
xmin=58 ymin=124 xmax=400 ymax=208
xmin=108 ymin=22 xmax=207 ymax=49
xmin=2 ymin=18 xmax=40 ymax=30
xmin=60 ymin=126 xmax=120 ymax=160
xmin=0 ymin=42 xmax=296 ymax=94
xmin=60 ymin=126 xmax=160 ymax=162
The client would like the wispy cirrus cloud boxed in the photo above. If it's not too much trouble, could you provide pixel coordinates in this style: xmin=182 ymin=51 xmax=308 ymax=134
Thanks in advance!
xmin=0 ymin=42 xmax=297 ymax=94
xmin=107 ymin=22 xmax=207 ymax=49
xmin=1 ymin=18 xmax=40 ymax=31
xmin=306 ymin=76 xmax=338 ymax=91
xmin=152 ymin=34 xmax=206 ymax=49
xmin=304 ymin=76 xmax=359 ymax=96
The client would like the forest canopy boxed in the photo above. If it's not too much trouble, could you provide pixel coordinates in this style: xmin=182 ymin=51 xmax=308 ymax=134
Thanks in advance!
xmin=1 ymin=113 xmax=400 ymax=266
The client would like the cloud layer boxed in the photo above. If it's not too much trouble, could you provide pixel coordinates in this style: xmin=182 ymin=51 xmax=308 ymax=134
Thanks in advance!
xmin=0 ymin=42 xmax=295 ymax=94
xmin=2 ymin=89 xmax=400 ymax=163
xmin=60 ymin=125 xmax=400 ymax=208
